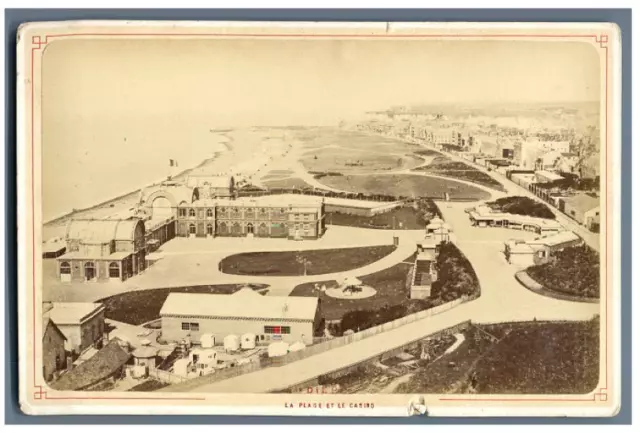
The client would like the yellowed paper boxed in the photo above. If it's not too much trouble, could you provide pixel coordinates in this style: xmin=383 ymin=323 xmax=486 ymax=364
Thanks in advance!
xmin=18 ymin=21 xmax=621 ymax=417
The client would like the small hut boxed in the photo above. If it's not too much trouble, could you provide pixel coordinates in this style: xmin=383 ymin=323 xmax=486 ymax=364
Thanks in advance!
xmin=288 ymin=341 xmax=306 ymax=353
xmin=241 ymin=333 xmax=257 ymax=350
xmin=132 ymin=346 xmax=158 ymax=369
xmin=268 ymin=341 xmax=289 ymax=358
xmin=223 ymin=334 xmax=240 ymax=352
xmin=200 ymin=333 xmax=215 ymax=349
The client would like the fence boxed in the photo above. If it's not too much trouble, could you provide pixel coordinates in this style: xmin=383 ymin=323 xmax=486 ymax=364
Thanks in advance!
xmin=263 ymin=297 xmax=466 ymax=368
xmin=155 ymin=297 xmax=470 ymax=391
xmin=158 ymin=360 xmax=263 ymax=392
xmin=148 ymin=367 xmax=188 ymax=384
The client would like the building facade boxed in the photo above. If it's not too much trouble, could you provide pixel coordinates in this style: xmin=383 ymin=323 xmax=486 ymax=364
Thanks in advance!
xmin=160 ymin=289 xmax=322 ymax=345
xmin=56 ymin=218 xmax=146 ymax=283
xmin=47 ymin=302 xmax=106 ymax=355
xmin=176 ymin=197 xmax=325 ymax=240
xmin=42 ymin=317 xmax=67 ymax=382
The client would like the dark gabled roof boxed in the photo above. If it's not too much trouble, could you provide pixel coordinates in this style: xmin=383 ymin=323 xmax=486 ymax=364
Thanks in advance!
xmin=42 ymin=317 xmax=67 ymax=341
xmin=49 ymin=338 xmax=130 ymax=391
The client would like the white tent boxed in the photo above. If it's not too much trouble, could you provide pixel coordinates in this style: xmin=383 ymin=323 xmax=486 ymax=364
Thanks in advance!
xmin=241 ymin=333 xmax=257 ymax=350
xmin=288 ymin=341 xmax=306 ymax=352
xmin=223 ymin=334 xmax=240 ymax=352
xmin=200 ymin=333 xmax=215 ymax=349
xmin=173 ymin=358 xmax=190 ymax=377
xmin=267 ymin=341 xmax=289 ymax=358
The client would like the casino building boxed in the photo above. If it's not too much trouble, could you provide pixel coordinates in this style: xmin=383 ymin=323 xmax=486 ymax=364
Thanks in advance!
xmin=136 ymin=177 xmax=326 ymax=241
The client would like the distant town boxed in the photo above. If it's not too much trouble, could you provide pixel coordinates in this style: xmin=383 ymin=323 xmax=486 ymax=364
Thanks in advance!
xmin=41 ymin=103 xmax=601 ymax=396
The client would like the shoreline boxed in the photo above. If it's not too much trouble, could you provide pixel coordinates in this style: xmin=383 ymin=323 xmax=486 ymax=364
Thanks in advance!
xmin=43 ymin=134 xmax=232 ymax=229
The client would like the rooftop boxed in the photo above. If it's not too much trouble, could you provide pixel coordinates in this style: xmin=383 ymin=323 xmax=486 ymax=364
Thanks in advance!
xmin=65 ymin=219 xmax=143 ymax=244
xmin=160 ymin=289 xmax=319 ymax=322
xmin=561 ymin=193 xmax=600 ymax=213
xmin=47 ymin=302 xmax=105 ymax=325
xmin=469 ymin=206 xmax=564 ymax=229
xmin=50 ymin=338 xmax=131 ymax=391
xmin=535 ymin=170 xmax=565 ymax=181
xmin=528 ymin=230 xmax=582 ymax=247
xmin=190 ymin=194 xmax=323 ymax=209
xmin=58 ymin=251 xmax=132 ymax=261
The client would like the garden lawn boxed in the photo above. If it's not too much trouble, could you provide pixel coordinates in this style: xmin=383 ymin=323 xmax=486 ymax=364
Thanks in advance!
xmin=289 ymin=253 xmax=416 ymax=321
xmin=219 ymin=245 xmax=397 ymax=277
xmin=290 ymin=242 xmax=480 ymax=327
xmin=412 ymin=155 xmax=506 ymax=192
xmin=317 ymin=174 xmax=491 ymax=201
xmin=98 ymin=284 xmax=269 ymax=325
xmin=326 ymin=199 xmax=440 ymax=230
xmin=526 ymin=245 xmax=600 ymax=299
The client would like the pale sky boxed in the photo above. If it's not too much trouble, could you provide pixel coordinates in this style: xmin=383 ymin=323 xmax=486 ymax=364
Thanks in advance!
xmin=42 ymin=38 xmax=601 ymax=126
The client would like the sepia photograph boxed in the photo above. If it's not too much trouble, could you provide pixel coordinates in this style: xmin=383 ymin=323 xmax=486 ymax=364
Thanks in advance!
xmin=16 ymin=20 xmax=621 ymax=417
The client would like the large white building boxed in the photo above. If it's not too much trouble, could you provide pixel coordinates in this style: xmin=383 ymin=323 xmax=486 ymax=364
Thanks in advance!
xmin=159 ymin=289 xmax=322 ymax=346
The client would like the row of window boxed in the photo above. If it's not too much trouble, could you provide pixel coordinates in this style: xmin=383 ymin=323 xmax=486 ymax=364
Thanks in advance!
xmin=179 ymin=323 xmax=291 ymax=335
xmin=60 ymin=261 xmax=121 ymax=278
xmin=178 ymin=208 xmax=291 ymax=218
xmin=184 ymin=222 xmax=314 ymax=234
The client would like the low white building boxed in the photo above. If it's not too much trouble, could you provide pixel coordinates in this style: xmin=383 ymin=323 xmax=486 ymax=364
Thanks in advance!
xmin=160 ymin=288 xmax=321 ymax=346
xmin=504 ymin=231 xmax=583 ymax=267
xmin=45 ymin=302 xmax=106 ymax=354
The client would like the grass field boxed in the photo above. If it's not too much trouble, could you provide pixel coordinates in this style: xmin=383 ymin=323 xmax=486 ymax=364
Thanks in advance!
xmin=300 ymin=148 xmax=424 ymax=174
xmin=316 ymin=174 xmax=491 ymax=201
xmin=526 ymin=246 xmax=600 ymax=299
xmin=262 ymin=177 xmax=314 ymax=189
xmin=289 ymin=253 xmax=416 ymax=321
xmin=291 ymin=242 xmax=479 ymax=325
xmin=412 ymin=154 xmax=506 ymax=192
xmin=326 ymin=200 xmax=440 ymax=230
xmin=98 ymin=284 xmax=269 ymax=325
xmin=396 ymin=319 xmax=599 ymax=394
xmin=219 ymin=245 xmax=397 ymax=277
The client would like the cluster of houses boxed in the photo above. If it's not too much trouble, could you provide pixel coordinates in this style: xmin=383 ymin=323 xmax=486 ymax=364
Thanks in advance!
xmin=354 ymin=114 xmax=601 ymax=234
xmin=464 ymin=204 xmax=584 ymax=268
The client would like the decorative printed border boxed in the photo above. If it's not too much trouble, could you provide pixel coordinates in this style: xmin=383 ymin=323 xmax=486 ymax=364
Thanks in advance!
xmin=27 ymin=30 xmax=612 ymax=406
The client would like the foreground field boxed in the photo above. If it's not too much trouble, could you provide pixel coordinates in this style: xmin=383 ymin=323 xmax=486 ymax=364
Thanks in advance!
xmin=98 ymin=284 xmax=269 ymax=325
xmin=396 ymin=319 xmax=599 ymax=394
xmin=316 ymin=174 xmax=491 ymax=201
xmin=219 ymin=245 xmax=397 ymax=277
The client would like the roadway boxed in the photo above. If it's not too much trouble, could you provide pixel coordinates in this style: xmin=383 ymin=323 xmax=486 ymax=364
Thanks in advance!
xmin=182 ymin=200 xmax=600 ymax=393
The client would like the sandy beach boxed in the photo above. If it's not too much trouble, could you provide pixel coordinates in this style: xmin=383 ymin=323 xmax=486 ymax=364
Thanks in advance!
xmin=42 ymin=127 xmax=294 ymax=241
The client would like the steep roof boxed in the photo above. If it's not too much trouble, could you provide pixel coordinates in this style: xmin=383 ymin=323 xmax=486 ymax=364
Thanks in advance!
xmin=42 ymin=317 xmax=67 ymax=341
xmin=48 ymin=302 xmax=105 ymax=325
xmin=50 ymin=339 xmax=131 ymax=391
xmin=160 ymin=291 xmax=318 ymax=322
xmin=561 ymin=193 xmax=600 ymax=214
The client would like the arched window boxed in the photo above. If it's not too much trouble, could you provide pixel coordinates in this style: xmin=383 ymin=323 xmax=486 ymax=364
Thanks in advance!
xmin=188 ymin=208 xmax=196 ymax=217
xmin=206 ymin=224 xmax=214 ymax=236
xmin=206 ymin=208 xmax=213 ymax=218
xmin=84 ymin=262 xmax=96 ymax=281
xmin=189 ymin=223 xmax=197 ymax=234
xmin=109 ymin=262 xmax=120 ymax=278
xmin=60 ymin=262 xmax=71 ymax=274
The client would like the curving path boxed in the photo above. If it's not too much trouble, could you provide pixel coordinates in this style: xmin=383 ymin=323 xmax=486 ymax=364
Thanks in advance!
xmin=175 ymin=198 xmax=601 ymax=393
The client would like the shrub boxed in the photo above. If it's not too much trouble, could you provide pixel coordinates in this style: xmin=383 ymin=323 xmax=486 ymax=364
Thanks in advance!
xmin=487 ymin=196 xmax=556 ymax=219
